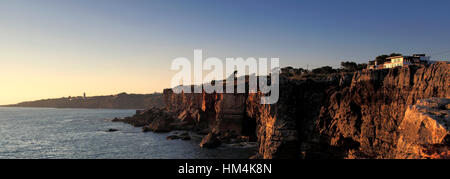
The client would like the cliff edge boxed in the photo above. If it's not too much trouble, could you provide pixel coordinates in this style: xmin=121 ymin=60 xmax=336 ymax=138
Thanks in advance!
xmin=319 ymin=62 xmax=449 ymax=158
xmin=117 ymin=62 xmax=449 ymax=159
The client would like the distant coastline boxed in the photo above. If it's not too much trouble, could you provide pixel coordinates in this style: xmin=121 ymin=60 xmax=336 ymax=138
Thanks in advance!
xmin=1 ymin=92 xmax=163 ymax=110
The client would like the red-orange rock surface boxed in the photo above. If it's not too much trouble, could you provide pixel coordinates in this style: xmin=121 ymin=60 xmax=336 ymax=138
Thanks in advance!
xmin=160 ymin=62 xmax=449 ymax=159
xmin=319 ymin=62 xmax=449 ymax=158
xmin=395 ymin=98 xmax=449 ymax=159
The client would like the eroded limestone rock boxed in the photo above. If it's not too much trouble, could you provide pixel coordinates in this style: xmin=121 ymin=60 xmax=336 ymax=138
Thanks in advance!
xmin=395 ymin=98 xmax=449 ymax=159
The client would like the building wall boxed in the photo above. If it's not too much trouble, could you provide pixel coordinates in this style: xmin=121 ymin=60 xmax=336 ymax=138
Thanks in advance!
xmin=384 ymin=57 xmax=405 ymax=69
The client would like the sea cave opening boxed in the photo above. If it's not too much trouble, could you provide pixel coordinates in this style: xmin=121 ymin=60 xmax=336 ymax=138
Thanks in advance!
xmin=242 ymin=114 xmax=257 ymax=142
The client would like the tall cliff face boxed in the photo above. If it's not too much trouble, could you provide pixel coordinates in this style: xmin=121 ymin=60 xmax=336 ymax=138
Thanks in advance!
xmin=163 ymin=89 xmax=248 ymax=136
xmin=163 ymin=62 xmax=449 ymax=159
xmin=318 ymin=62 xmax=449 ymax=158
xmin=245 ymin=74 xmax=354 ymax=159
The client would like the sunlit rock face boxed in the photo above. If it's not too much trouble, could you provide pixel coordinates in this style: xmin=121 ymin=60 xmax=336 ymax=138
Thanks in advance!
xmin=162 ymin=62 xmax=449 ymax=159
xmin=318 ymin=62 xmax=449 ymax=159
xmin=163 ymin=89 xmax=248 ymax=136
xmin=395 ymin=98 xmax=449 ymax=159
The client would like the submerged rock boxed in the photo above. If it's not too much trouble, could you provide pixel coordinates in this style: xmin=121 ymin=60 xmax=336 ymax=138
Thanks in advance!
xmin=166 ymin=132 xmax=191 ymax=140
xmin=166 ymin=135 xmax=180 ymax=140
xmin=179 ymin=132 xmax=191 ymax=140
xmin=106 ymin=128 xmax=119 ymax=132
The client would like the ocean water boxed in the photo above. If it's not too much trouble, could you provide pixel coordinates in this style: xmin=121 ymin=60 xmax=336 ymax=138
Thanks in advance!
xmin=0 ymin=107 xmax=256 ymax=159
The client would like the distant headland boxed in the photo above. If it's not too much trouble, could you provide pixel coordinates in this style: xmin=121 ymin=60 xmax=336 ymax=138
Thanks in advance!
xmin=1 ymin=92 xmax=163 ymax=109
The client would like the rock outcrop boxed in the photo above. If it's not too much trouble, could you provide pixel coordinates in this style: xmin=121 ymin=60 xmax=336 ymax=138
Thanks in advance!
xmin=395 ymin=98 xmax=449 ymax=159
xmin=113 ymin=107 xmax=176 ymax=132
xmin=199 ymin=133 xmax=222 ymax=148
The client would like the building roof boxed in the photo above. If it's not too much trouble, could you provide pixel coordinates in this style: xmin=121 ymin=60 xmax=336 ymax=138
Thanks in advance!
xmin=386 ymin=56 xmax=404 ymax=60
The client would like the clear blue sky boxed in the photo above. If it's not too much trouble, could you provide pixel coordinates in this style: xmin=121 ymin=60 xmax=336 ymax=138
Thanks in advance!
xmin=0 ymin=0 xmax=449 ymax=104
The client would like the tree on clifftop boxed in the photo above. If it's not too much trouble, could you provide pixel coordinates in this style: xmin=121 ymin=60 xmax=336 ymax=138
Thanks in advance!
xmin=281 ymin=66 xmax=307 ymax=76
xmin=341 ymin=61 xmax=358 ymax=71
xmin=340 ymin=61 xmax=368 ymax=72
xmin=357 ymin=63 xmax=367 ymax=70
xmin=389 ymin=53 xmax=402 ymax=57
xmin=312 ymin=66 xmax=336 ymax=74
xmin=375 ymin=55 xmax=389 ymax=64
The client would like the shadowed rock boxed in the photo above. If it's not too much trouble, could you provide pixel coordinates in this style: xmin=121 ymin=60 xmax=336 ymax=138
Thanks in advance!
xmin=166 ymin=132 xmax=191 ymax=140
xmin=106 ymin=128 xmax=119 ymax=132
xmin=200 ymin=133 xmax=221 ymax=148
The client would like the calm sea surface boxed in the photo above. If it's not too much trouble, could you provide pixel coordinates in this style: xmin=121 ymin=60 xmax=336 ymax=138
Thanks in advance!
xmin=0 ymin=107 xmax=255 ymax=159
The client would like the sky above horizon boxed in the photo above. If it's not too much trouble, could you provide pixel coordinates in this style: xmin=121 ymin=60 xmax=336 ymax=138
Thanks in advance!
xmin=1 ymin=0 xmax=450 ymax=104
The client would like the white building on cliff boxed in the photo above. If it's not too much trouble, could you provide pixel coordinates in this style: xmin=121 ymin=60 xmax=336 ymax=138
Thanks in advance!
xmin=368 ymin=54 xmax=431 ymax=69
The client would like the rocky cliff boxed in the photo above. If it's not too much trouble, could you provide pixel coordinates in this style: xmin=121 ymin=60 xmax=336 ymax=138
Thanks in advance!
xmin=161 ymin=62 xmax=449 ymax=159
xmin=318 ymin=62 xmax=449 ymax=158
xmin=117 ymin=62 xmax=448 ymax=159
xmin=163 ymin=89 xmax=253 ymax=143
